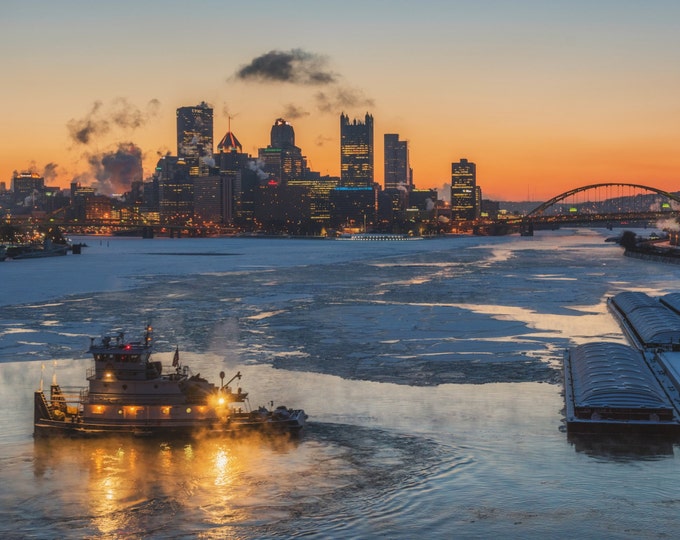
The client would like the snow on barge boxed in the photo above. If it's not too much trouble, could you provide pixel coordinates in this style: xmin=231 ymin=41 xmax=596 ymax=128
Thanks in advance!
xmin=34 ymin=326 xmax=307 ymax=438
xmin=563 ymin=291 xmax=680 ymax=435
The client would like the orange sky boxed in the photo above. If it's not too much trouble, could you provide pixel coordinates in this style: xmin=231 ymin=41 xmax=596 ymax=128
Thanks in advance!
xmin=2 ymin=1 xmax=679 ymax=201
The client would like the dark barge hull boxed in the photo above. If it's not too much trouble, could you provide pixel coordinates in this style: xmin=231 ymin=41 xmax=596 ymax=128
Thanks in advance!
xmin=34 ymin=392 xmax=306 ymax=439
xmin=564 ymin=417 xmax=680 ymax=436
xmin=34 ymin=420 xmax=305 ymax=439
xmin=34 ymin=416 xmax=306 ymax=439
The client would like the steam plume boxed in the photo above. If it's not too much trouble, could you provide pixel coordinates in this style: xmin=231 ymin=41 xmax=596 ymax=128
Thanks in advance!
xmin=282 ymin=103 xmax=310 ymax=120
xmin=233 ymin=49 xmax=375 ymax=114
xmin=81 ymin=142 xmax=143 ymax=196
xmin=315 ymin=87 xmax=375 ymax=113
xmin=68 ymin=98 xmax=161 ymax=145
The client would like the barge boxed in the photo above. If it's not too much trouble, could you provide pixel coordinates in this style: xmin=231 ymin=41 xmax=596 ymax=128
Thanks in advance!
xmin=607 ymin=291 xmax=680 ymax=351
xmin=563 ymin=342 xmax=680 ymax=435
xmin=564 ymin=291 xmax=680 ymax=436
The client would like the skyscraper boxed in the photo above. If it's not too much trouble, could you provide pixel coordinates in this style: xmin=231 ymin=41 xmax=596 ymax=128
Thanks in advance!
xmin=176 ymin=102 xmax=214 ymax=173
xmin=258 ymin=118 xmax=306 ymax=184
xmin=156 ymin=155 xmax=193 ymax=226
xmin=384 ymin=134 xmax=411 ymax=191
xmin=450 ymin=158 xmax=477 ymax=220
xmin=215 ymin=128 xmax=245 ymax=226
xmin=340 ymin=113 xmax=374 ymax=187
xmin=270 ymin=117 xmax=295 ymax=149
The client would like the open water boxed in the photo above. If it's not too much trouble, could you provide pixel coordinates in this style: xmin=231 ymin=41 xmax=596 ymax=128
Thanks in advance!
xmin=2 ymin=229 xmax=680 ymax=539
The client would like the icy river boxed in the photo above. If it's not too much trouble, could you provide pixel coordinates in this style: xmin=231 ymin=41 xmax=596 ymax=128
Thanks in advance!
xmin=2 ymin=229 xmax=680 ymax=539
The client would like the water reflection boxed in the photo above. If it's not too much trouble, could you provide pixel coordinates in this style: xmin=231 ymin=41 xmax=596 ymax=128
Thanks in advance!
xmin=8 ymin=356 xmax=680 ymax=538
xmin=33 ymin=433 xmax=308 ymax=537
xmin=29 ymin=422 xmax=457 ymax=538
xmin=567 ymin=433 xmax=677 ymax=461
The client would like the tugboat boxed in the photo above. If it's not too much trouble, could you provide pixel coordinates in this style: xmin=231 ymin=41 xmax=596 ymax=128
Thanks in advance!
xmin=33 ymin=326 xmax=307 ymax=438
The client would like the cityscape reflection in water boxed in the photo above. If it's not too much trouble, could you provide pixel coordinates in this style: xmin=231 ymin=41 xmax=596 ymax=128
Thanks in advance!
xmin=2 ymin=230 xmax=680 ymax=538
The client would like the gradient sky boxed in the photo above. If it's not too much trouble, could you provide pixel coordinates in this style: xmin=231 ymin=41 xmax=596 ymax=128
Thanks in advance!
xmin=1 ymin=0 xmax=679 ymax=201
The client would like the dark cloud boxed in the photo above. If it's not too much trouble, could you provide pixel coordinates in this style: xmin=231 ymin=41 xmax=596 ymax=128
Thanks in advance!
xmin=235 ymin=49 xmax=336 ymax=85
xmin=233 ymin=49 xmax=375 ymax=116
xmin=315 ymin=87 xmax=375 ymax=114
xmin=68 ymin=99 xmax=161 ymax=145
xmin=315 ymin=134 xmax=334 ymax=147
xmin=282 ymin=103 xmax=310 ymax=120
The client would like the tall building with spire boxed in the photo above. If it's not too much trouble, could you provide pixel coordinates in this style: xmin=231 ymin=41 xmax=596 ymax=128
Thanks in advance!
xmin=340 ymin=113 xmax=374 ymax=187
xmin=176 ymin=102 xmax=214 ymax=175
xmin=384 ymin=134 xmax=411 ymax=191
xmin=215 ymin=121 xmax=249 ymax=226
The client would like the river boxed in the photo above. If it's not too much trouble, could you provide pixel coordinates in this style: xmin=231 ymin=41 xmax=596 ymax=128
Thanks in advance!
xmin=1 ymin=229 xmax=679 ymax=539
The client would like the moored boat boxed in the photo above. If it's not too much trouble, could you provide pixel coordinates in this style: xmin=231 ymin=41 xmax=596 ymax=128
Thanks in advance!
xmin=7 ymin=239 xmax=69 ymax=259
xmin=335 ymin=233 xmax=423 ymax=241
xmin=33 ymin=326 xmax=307 ymax=438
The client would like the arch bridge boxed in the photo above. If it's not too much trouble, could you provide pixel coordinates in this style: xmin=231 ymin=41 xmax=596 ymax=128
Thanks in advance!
xmin=519 ymin=183 xmax=680 ymax=231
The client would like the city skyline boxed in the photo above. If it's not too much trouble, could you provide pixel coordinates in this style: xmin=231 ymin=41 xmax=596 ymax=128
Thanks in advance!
xmin=2 ymin=1 xmax=680 ymax=201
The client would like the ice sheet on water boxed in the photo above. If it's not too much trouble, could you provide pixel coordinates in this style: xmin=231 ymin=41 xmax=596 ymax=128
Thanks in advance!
xmin=1 ymin=231 xmax=677 ymax=386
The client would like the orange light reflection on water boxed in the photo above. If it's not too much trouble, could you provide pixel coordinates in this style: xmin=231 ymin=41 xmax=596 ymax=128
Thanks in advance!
xmin=32 ymin=433 xmax=308 ymax=537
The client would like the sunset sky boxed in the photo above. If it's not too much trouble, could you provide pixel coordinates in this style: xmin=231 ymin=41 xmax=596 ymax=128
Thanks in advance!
xmin=2 ymin=0 xmax=679 ymax=201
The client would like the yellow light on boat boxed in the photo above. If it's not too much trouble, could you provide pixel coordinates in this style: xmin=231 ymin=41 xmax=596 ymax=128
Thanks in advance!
xmin=186 ymin=407 xmax=192 ymax=414
xmin=105 ymin=372 xmax=113 ymax=379
xmin=161 ymin=407 xmax=170 ymax=414
xmin=217 ymin=397 xmax=226 ymax=406
xmin=198 ymin=406 xmax=206 ymax=413
xmin=118 ymin=409 xmax=123 ymax=415
xmin=93 ymin=405 xmax=104 ymax=414
xmin=127 ymin=407 xmax=136 ymax=414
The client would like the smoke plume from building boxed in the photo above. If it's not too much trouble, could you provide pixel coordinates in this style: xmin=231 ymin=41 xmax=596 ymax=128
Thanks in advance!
xmin=68 ymin=98 xmax=161 ymax=145
xmin=78 ymin=142 xmax=143 ymax=196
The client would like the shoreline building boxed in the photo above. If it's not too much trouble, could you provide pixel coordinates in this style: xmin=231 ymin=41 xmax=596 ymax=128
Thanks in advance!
xmin=340 ymin=113 xmax=374 ymax=187
xmin=450 ymin=158 xmax=477 ymax=220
